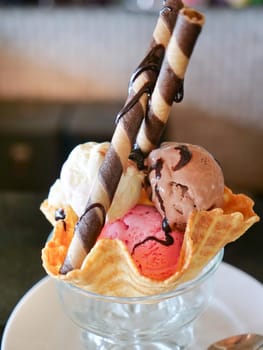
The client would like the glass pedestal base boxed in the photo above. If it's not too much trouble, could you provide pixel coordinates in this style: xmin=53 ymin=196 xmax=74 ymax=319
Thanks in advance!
xmin=81 ymin=325 xmax=193 ymax=350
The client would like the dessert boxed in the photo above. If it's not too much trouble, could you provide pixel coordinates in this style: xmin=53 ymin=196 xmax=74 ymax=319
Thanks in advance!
xmin=41 ymin=1 xmax=259 ymax=297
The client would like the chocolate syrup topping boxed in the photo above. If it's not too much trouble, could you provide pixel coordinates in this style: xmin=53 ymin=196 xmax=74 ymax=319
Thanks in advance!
xmin=172 ymin=145 xmax=192 ymax=171
xmin=55 ymin=208 xmax=66 ymax=221
xmin=155 ymin=182 xmax=166 ymax=219
xmin=129 ymin=145 xmax=146 ymax=170
xmin=148 ymin=159 xmax=164 ymax=206
xmin=131 ymin=228 xmax=174 ymax=256
xmin=116 ymin=43 xmax=166 ymax=126
xmin=162 ymin=217 xmax=172 ymax=234
xmin=115 ymin=84 xmax=151 ymax=126
xmin=129 ymin=44 xmax=165 ymax=93
xmin=158 ymin=64 xmax=184 ymax=106
xmin=147 ymin=144 xmax=193 ymax=235
xmin=153 ymin=158 xmax=163 ymax=179
xmin=174 ymin=79 xmax=184 ymax=103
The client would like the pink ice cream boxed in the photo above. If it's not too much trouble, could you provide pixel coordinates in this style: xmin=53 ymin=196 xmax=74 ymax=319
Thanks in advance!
xmin=147 ymin=142 xmax=224 ymax=232
xmin=99 ymin=204 xmax=184 ymax=280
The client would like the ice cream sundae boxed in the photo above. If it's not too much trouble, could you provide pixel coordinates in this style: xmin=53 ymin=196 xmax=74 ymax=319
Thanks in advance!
xmin=41 ymin=1 xmax=259 ymax=298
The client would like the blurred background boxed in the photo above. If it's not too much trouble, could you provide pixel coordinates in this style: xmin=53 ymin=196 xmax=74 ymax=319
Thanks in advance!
xmin=0 ymin=0 xmax=262 ymax=343
xmin=0 ymin=1 xmax=262 ymax=192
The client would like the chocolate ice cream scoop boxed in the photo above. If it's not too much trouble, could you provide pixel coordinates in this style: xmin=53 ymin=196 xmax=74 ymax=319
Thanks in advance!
xmin=147 ymin=142 xmax=224 ymax=231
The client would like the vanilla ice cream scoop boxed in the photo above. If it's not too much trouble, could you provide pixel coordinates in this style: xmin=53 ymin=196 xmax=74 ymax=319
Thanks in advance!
xmin=47 ymin=142 xmax=144 ymax=223
xmin=147 ymin=142 xmax=225 ymax=231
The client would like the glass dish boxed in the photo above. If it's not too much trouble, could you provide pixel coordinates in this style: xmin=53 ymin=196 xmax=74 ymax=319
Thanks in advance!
xmin=56 ymin=249 xmax=224 ymax=350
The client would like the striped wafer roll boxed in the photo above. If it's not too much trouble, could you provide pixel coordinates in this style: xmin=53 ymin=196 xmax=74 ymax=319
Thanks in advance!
xmin=60 ymin=91 xmax=149 ymax=274
xmin=128 ymin=0 xmax=184 ymax=167
xmin=129 ymin=0 xmax=184 ymax=104
xmin=136 ymin=8 xmax=205 ymax=154
xmin=59 ymin=1 xmax=184 ymax=275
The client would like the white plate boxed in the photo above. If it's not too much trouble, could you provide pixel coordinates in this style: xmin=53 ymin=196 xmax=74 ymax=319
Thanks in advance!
xmin=2 ymin=262 xmax=263 ymax=350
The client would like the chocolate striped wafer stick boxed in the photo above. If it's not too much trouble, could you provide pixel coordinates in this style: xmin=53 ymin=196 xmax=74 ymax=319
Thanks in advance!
xmin=128 ymin=0 xmax=184 ymax=168
xmin=60 ymin=91 xmax=149 ymax=274
xmin=129 ymin=0 xmax=184 ymax=97
xmin=136 ymin=8 xmax=205 ymax=154
xmin=60 ymin=1 xmax=185 ymax=274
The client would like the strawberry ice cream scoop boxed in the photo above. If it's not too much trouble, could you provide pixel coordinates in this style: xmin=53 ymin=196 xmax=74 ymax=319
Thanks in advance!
xmin=147 ymin=142 xmax=225 ymax=232
xmin=99 ymin=204 xmax=184 ymax=281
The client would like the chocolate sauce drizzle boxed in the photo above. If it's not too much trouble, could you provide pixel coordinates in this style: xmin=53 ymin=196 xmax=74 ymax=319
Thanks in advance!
xmin=131 ymin=156 xmax=175 ymax=254
xmin=115 ymin=84 xmax=152 ymax=125
xmin=131 ymin=230 xmax=174 ymax=256
xmin=153 ymin=158 xmax=163 ymax=179
xmin=55 ymin=208 xmax=66 ymax=221
xmin=55 ymin=208 xmax=66 ymax=231
xmin=149 ymin=157 xmax=173 ymax=235
xmin=174 ymin=79 xmax=184 ymax=103
xmin=131 ymin=149 xmax=189 ymax=253
xmin=148 ymin=144 xmax=192 ymax=236
xmin=129 ymin=44 xmax=165 ymax=93
xmin=172 ymin=145 xmax=192 ymax=171
xmin=129 ymin=144 xmax=146 ymax=171
xmin=116 ymin=44 xmax=165 ymax=126
xmin=133 ymin=145 xmax=193 ymax=254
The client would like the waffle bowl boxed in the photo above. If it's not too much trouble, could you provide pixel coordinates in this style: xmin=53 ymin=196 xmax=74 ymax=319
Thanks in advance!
xmin=41 ymin=186 xmax=259 ymax=297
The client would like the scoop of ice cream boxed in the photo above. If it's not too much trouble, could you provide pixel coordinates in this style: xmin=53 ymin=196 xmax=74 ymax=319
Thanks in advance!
xmin=48 ymin=142 xmax=144 ymax=222
xmin=147 ymin=142 xmax=224 ymax=231
xmin=99 ymin=204 xmax=184 ymax=280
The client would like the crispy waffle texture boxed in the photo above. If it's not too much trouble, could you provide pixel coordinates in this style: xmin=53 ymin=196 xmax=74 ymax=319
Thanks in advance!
xmin=41 ymin=187 xmax=259 ymax=297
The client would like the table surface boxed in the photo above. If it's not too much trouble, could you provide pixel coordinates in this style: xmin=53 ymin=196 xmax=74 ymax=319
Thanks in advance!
xmin=0 ymin=191 xmax=262 ymax=344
